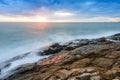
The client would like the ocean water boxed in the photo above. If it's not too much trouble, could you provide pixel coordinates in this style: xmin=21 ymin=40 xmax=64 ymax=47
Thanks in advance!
xmin=0 ymin=22 xmax=120 ymax=78
xmin=0 ymin=22 xmax=120 ymax=62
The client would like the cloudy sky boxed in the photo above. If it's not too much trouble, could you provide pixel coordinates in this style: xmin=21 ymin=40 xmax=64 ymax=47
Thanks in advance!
xmin=0 ymin=0 xmax=120 ymax=22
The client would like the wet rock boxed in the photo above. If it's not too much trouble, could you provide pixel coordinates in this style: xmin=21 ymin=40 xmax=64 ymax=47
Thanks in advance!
xmin=64 ymin=46 xmax=76 ymax=50
xmin=39 ymin=43 xmax=64 ymax=55
xmin=108 ymin=33 xmax=120 ymax=41
xmin=0 ymin=63 xmax=11 ymax=70
xmin=8 ymin=52 xmax=30 ymax=62
xmin=114 ymin=33 xmax=120 ymax=36
xmin=64 ymin=39 xmax=89 ymax=50
xmin=0 ymin=52 xmax=30 ymax=75
xmin=0 ymin=69 xmax=1 ymax=75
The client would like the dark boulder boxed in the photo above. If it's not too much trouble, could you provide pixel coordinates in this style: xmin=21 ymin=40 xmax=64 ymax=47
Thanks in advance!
xmin=38 ymin=43 xmax=64 ymax=55
xmin=107 ymin=33 xmax=120 ymax=41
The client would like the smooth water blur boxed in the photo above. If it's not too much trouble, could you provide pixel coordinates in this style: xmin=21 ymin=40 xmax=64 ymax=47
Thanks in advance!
xmin=0 ymin=22 xmax=120 ymax=62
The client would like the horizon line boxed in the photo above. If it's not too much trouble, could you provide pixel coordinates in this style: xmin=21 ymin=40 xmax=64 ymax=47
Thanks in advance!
xmin=0 ymin=21 xmax=119 ymax=23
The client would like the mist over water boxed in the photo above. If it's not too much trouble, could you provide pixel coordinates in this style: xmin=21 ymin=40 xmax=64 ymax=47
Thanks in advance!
xmin=0 ymin=22 xmax=120 ymax=62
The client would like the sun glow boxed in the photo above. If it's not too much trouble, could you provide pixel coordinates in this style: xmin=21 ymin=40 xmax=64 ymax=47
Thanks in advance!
xmin=33 ymin=16 xmax=48 ymax=22
xmin=0 ymin=15 xmax=48 ymax=22
xmin=0 ymin=15 xmax=120 ymax=22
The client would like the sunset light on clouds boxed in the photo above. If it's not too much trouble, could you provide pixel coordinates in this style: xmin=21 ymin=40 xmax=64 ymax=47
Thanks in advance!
xmin=0 ymin=0 xmax=120 ymax=22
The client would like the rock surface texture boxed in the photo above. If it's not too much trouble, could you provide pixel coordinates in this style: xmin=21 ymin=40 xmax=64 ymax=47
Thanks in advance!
xmin=2 ymin=34 xmax=120 ymax=80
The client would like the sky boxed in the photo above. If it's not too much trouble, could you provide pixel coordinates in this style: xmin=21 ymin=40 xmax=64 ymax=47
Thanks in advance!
xmin=0 ymin=0 xmax=120 ymax=22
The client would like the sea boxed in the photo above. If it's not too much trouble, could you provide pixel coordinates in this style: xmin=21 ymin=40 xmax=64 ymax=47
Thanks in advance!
xmin=0 ymin=22 xmax=120 ymax=78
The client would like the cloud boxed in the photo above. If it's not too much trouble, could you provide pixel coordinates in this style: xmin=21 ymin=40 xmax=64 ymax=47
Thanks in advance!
xmin=1 ymin=15 xmax=120 ymax=22
xmin=0 ymin=0 xmax=120 ymax=22
xmin=54 ymin=11 xmax=74 ymax=17
xmin=0 ymin=15 xmax=48 ymax=22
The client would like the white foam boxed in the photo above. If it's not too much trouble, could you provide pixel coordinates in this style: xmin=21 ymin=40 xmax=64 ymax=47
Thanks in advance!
xmin=0 ymin=50 xmax=49 ymax=79
xmin=49 ymin=31 xmax=120 ymax=44
xmin=0 ymin=42 xmax=50 ymax=63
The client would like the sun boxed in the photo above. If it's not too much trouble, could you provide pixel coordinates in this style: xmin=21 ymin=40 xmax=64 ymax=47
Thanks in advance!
xmin=35 ymin=17 xmax=48 ymax=22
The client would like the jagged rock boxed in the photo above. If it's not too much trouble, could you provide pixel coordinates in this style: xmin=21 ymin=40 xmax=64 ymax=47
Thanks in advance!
xmin=108 ymin=33 xmax=120 ymax=41
xmin=39 ymin=43 xmax=64 ymax=55
xmin=64 ymin=39 xmax=89 ymax=50
xmin=2 ymin=33 xmax=120 ymax=80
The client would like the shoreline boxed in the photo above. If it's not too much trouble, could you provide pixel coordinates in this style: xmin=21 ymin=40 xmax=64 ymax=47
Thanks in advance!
xmin=0 ymin=33 xmax=120 ymax=80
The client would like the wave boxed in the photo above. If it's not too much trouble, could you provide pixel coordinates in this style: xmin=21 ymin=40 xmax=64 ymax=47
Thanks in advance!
xmin=48 ymin=31 xmax=120 ymax=43
xmin=0 ymin=49 xmax=49 ymax=79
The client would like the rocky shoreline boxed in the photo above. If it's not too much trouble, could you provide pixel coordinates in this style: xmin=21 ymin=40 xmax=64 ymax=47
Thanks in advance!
xmin=1 ymin=33 xmax=120 ymax=80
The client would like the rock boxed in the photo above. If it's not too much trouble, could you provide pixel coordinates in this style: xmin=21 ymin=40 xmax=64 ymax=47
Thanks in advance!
xmin=0 ymin=63 xmax=11 ymax=70
xmin=39 ymin=43 xmax=63 ymax=55
xmin=90 ymin=76 xmax=102 ymax=80
xmin=65 ymin=46 xmax=76 ymax=50
xmin=108 ymin=33 xmax=120 ymax=41
xmin=48 ymin=76 xmax=57 ymax=80
xmin=70 ymin=58 xmax=91 ymax=68
xmin=0 ymin=69 xmax=1 ymax=75
xmin=105 ymin=70 xmax=116 ymax=79
xmin=105 ymin=51 xmax=120 ymax=59
xmin=64 ymin=39 xmax=89 ymax=50
xmin=112 ymin=79 xmax=120 ymax=80
xmin=93 ymin=58 xmax=115 ymax=68
xmin=77 ymin=73 xmax=91 ymax=80
xmin=74 ymin=39 xmax=89 ymax=46
xmin=70 ymin=68 xmax=86 ymax=76
xmin=0 ymin=52 xmax=30 ymax=76
xmin=3 ymin=34 xmax=120 ymax=80
xmin=55 ymin=69 xmax=71 ymax=79
xmin=39 ymin=52 xmax=68 ymax=65
xmin=114 ymin=33 xmax=120 ymax=36
xmin=116 ymin=58 xmax=120 ymax=64
xmin=7 ymin=52 xmax=30 ymax=62
xmin=97 ymin=37 xmax=106 ymax=42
